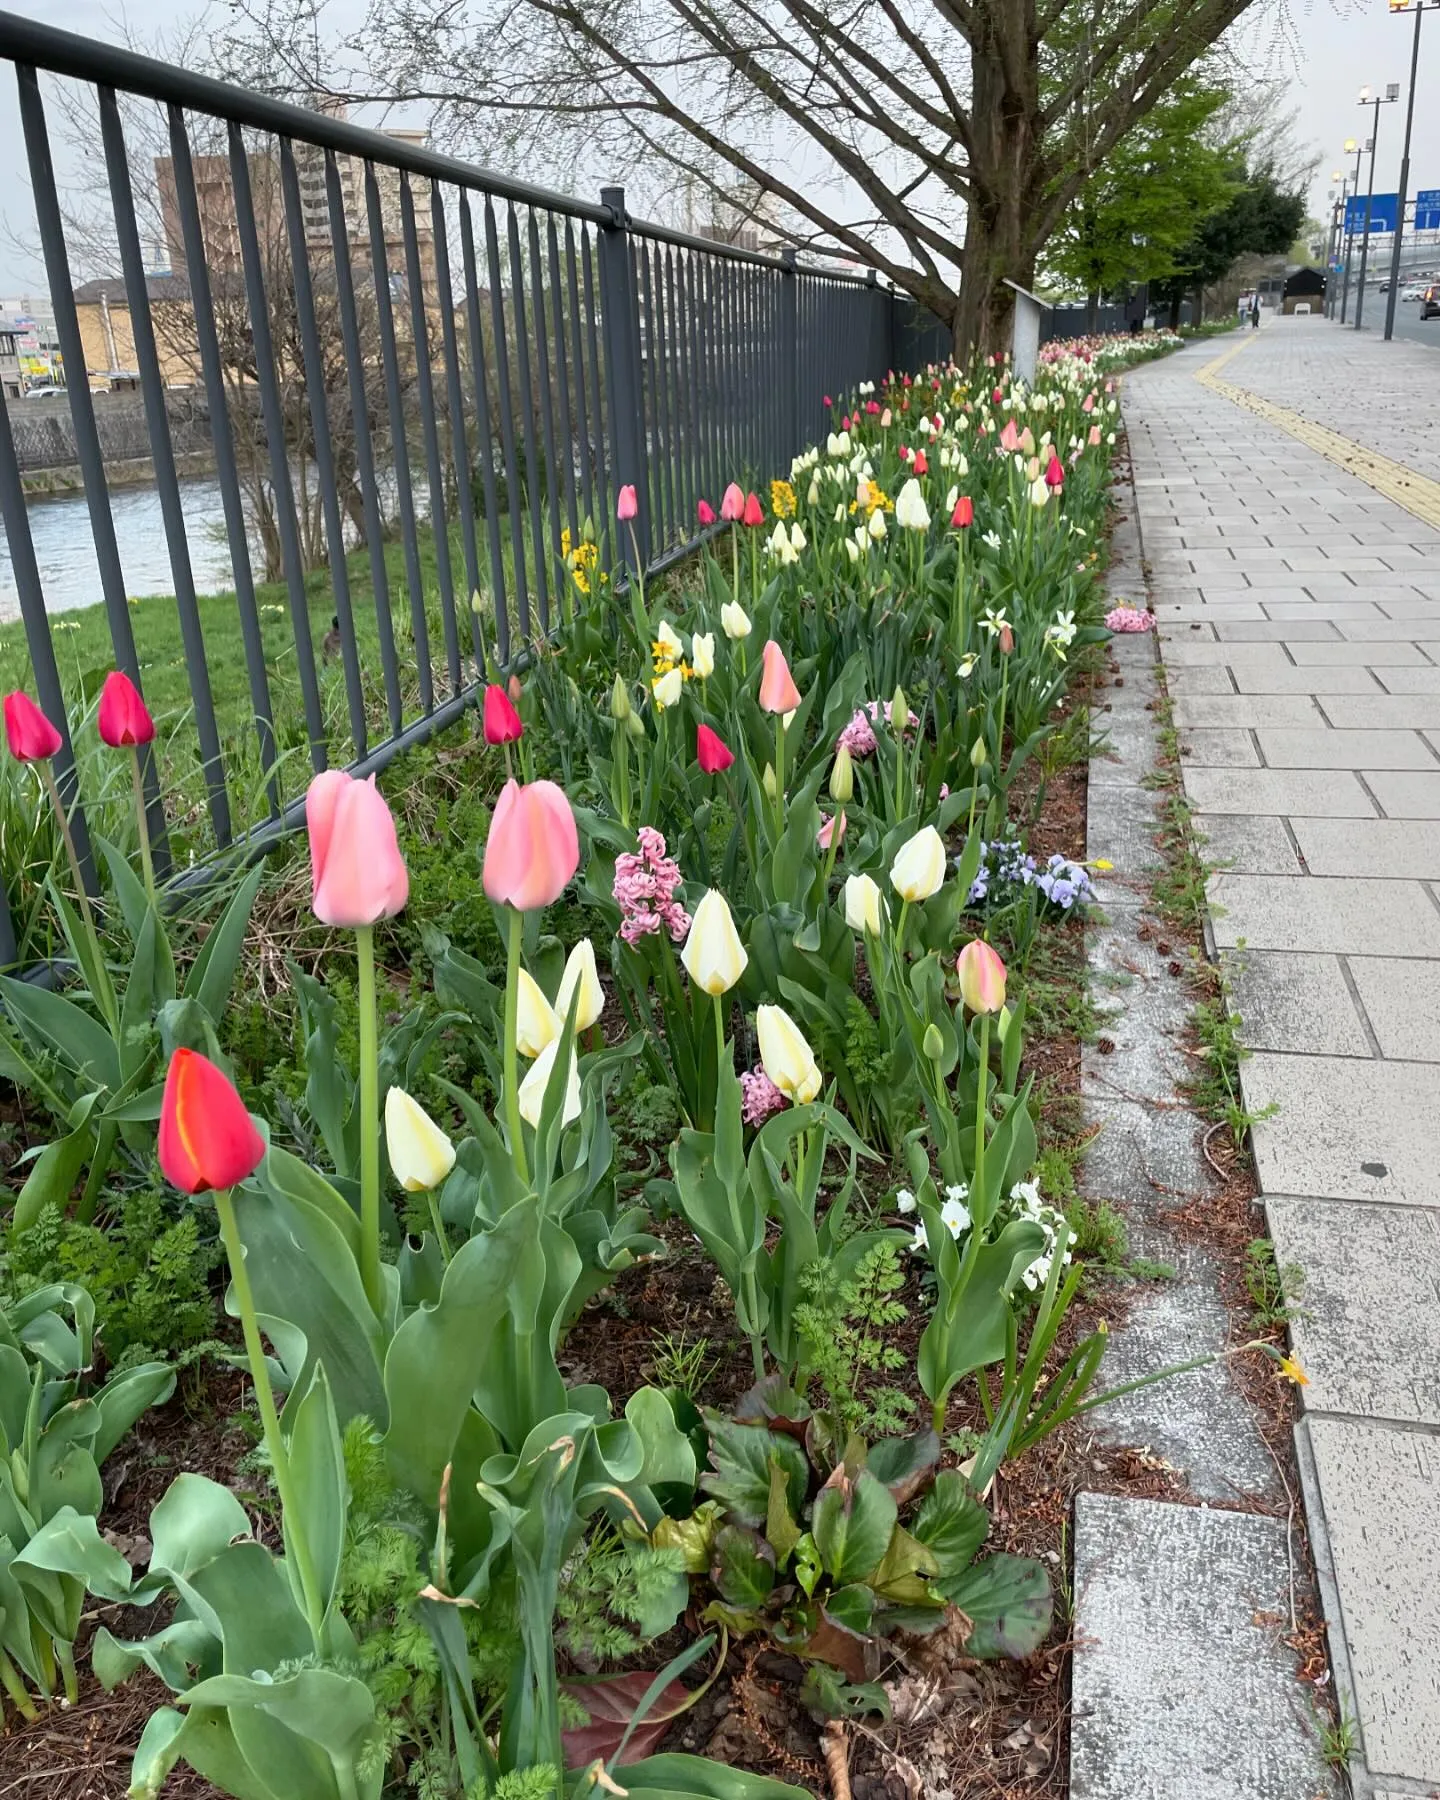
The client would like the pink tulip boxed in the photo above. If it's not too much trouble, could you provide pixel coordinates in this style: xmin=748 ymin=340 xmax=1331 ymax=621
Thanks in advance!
xmin=992 ymin=386 xmax=1003 ymax=404
xmin=483 ymin=683 xmax=524 ymax=745
xmin=998 ymin=420 xmax=1020 ymax=453
xmin=617 ymin=484 xmax=638 ymax=522
xmin=697 ymin=498 xmax=717 ymax=526
xmin=720 ymin=482 xmax=746 ymax=522
xmin=696 ymin=723 xmax=735 ymax=774
xmin=758 ymin=641 xmax=802 ymax=715
xmin=1019 ymin=426 xmax=1036 ymax=456
xmin=957 ymin=939 xmax=1007 ymax=1014
xmin=952 ymin=496 xmax=973 ymax=529
xmin=97 ymin=671 xmax=155 ymax=748
xmin=483 ymin=778 xmax=579 ymax=911
xmin=4 ymin=691 xmax=62 ymax=762
xmin=823 ymin=394 xmax=833 ymax=408
xmin=307 ymin=769 xmax=410 ymax=927
xmin=817 ymin=812 xmax=847 ymax=850
xmin=1088 ymin=424 xmax=1102 ymax=447
xmin=1082 ymin=394 xmax=1095 ymax=413
xmin=742 ymin=491 xmax=765 ymax=528
xmin=912 ymin=450 xmax=928 ymax=476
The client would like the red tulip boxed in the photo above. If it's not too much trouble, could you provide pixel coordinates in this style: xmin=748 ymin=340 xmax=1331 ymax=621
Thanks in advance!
xmin=742 ymin=491 xmax=765 ymax=528
xmin=912 ymin=450 xmax=928 ymax=476
xmin=898 ymin=444 xmax=911 ymax=463
xmin=4 ymin=691 xmax=62 ymax=762
xmin=952 ymin=496 xmax=974 ymax=529
xmin=306 ymin=769 xmax=410 ymax=927
xmin=483 ymin=777 xmax=579 ymax=911
xmin=1045 ymin=453 xmax=1065 ymax=489
xmin=992 ymin=386 xmax=1003 ymax=404
xmin=483 ymin=682 xmax=524 ymax=745
xmin=697 ymin=498 xmax=717 ymax=526
xmin=720 ymin=482 xmax=745 ymax=522
xmin=97 ymin=671 xmax=155 ymax=748
xmin=159 ymin=1047 xmax=265 ymax=1195
xmin=617 ymin=484 xmax=638 ymax=522
xmin=696 ymin=723 xmax=735 ymax=774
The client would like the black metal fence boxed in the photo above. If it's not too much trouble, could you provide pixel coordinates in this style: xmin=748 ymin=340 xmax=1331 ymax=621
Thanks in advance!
xmin=0 ymin=11 xmax=944 ymax=961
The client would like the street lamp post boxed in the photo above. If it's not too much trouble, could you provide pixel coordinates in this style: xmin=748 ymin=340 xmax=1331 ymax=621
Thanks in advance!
xmin=1383 ymin=0 xmax=1440 ymax=342
xmin=1354 ymin=83 xmax=1400 ymax=330
xmin=1340 ymin=138 xmax=1364 ymax=322
xmin=1326 ymin=173 xmax=1348 ymax=317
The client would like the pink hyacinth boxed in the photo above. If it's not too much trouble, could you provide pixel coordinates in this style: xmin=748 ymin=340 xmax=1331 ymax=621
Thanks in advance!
xmin=613 ymin=825 xmax=693 ymax=945
xmin=1105 ymin=605 xmax=1154 ymax=633
xmin=740 ymin=1065 xmax=788 ymax=1126
xmin=836 ymin=709 xmax=878 ymax=757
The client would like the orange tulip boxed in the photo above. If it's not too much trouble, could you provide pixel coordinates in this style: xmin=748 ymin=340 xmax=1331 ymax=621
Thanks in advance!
xmin=159 ymin=1048 xmax=265 ymax=1195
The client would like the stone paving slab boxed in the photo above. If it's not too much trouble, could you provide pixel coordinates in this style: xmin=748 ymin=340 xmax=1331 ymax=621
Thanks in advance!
xmin=1223 ymin=950 xmax=1365 ymax=1057
xmin=1344 ymin=956 xmax=1440 ymax=1059
xmin=1359 ymin=770 xmax=1440 ymax=817
xmin=1254 ymin=728 xmax=1437 ymax=770
xmin=1289 ymin=816 xmax=1440 ymax=879
xmin=1245 ymin=1051 xmax=1440 ymax=1203
xmin=1266 ymin=1198 xmax=1440 ymax=1425
xmin=1302 ymin=1418 xmax=1440 ymax=1785
xmin=1070 ymin=1493 xmax=1336 ymax=1800
xmin=1177 ymin=728 xmax=1260 ymax=767
xmin=1181 ymin=766 xmax=1375 ymax=816
xmin=1207 ymin=872 xmax=1440 ymax=955
xmin=1286 ymin=639 xmax=1432 ymax=666
xmin=1194 ymin=813 xmax=1302 ymax=875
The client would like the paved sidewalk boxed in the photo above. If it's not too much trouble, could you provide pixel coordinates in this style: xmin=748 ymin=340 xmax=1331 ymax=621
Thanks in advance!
xmin=1121 ymin=318 xmax=1440 ymax=1798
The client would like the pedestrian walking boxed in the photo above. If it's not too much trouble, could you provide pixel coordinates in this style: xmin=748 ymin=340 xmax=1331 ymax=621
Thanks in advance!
xmin=1250 ymin=298 xmax=1261 ymax=329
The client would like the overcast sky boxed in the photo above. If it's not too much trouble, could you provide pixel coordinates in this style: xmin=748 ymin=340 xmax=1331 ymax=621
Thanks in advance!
xmin=0 ymin=0 xmax=1436 ymax=304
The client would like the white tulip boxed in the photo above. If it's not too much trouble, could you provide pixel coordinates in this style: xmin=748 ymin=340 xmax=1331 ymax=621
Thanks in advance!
xmin=518 ymin=1038 xmax=582 ymax=1129
xmin=691 ymin=631 xmax=716 ymax=679
xmin=843 ymin=873 xmax=886 ymax=935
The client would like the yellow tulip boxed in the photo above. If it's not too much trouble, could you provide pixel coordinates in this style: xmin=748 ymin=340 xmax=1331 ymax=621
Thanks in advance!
xmin=756 ymin=1004 xmax=822 ymax=1104
xmin=384 ymin=1086 xmax=457 ymax=1192
xmin=518 ymin=1037 xmax=582 ymax=1129
xmin=516 ymin=968 xmax=559 ymax=1059
xmin=890 ymin=825 xmax=947 ymax=903
xmin=556 ymin=938 xmax=604 ymax=1032
xmin=680 ymin=889 xmax=748 ymax=996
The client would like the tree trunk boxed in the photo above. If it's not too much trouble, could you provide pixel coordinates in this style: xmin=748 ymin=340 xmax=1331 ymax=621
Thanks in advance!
xmin=1087 ymin=290 xmax=1100 ymax=332
xmin=1167 ymin=293 xmax=1182 ymax=329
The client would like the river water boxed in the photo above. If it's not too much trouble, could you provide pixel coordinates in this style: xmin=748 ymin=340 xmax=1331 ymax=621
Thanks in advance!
xmin=0 ymin=478 xmax=236 ymax=622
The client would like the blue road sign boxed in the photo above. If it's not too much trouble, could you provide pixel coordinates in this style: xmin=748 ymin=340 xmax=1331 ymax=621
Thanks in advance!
xmin=1345 ymin=193 xmax=1399 ymax=234
xmin=1417 ymin=189 xmax=1440 ymax=231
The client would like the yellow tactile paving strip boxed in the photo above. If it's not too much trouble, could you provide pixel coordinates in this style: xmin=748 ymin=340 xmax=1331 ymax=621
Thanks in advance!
xmin=1192 ymin=333 xmax=1440 ymax=531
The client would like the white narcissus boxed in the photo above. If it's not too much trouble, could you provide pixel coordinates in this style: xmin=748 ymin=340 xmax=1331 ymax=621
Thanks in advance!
xmin=385 ymin=1086 xmax=457 ymax=1192
xmin=890 ymin=825 xmax=947 ymax=903
xmin=655 ymin=619 xmax=684 ymax=659
xmin=756 ymin=1003 xmax=823 ymax=1104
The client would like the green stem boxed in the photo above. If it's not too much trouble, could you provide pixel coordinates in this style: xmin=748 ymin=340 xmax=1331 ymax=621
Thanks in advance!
xmin=503 ymin=907 xmax=531 ymax=1186
xmin=972 ymin=1011 xmax=992 ymax=1222
xmin=426 ymin=1190 xmax=453 ymax=1266
xmin=730 ymin=524 xmax=739 ymax=610
xmin=214 ymin=1185 xmax=326 ymax=1648
xmin=773 ymin=712 xmax=785 ymax=837
xmin=130 ymin=746 xmax=157 ymax=912
xmin=953 ymin=531 xmax=966 ymax=656
xmin=355 ymin=924 xmax=382 ymax=1317
xmin=0 ymin=1646 xmax=37 ymax=1722
xmin=895 ymin=897 xmax=911 ymax=958
xmin=820 ymin=804 xmax=844 ymax=894
xmin=56 ymin=1640 xmax=78 ymax=1706
xmin=75 ymin=1118 xmax=118 ymax=1226
xmin=38 ymin=760 xmax=101 ymax=956
xmin=615 ymin=723 xmax=631 ymax=828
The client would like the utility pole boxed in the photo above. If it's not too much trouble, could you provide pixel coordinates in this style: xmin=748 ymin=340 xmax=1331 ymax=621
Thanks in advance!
xmin=1353 ymin=84 xmax=1399 ymax=331
xmin=1340 ymin=138 xmax=1363 ymax=323
xmin=1383 ymin=0 xmax=1438 ymax=341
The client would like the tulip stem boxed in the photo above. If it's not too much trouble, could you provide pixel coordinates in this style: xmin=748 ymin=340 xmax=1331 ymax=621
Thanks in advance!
xmin=971 ymin=1011 xmax=992 ymax=1225
xmin=730 ymin=524 xmax=739 ymax=611
xmin=503 ymin=906 xmax=531 ymax=1187
xmin=895 ymin=898 xmax=911 ymax=958
xmin=773 ymin=714 xmax=785 ymax=837
xmin=355 ymin=924 xmax=383 ymax=1316
xmin=129 ymin=745 xmax=157 ymax=912
xmin=820 ymin=804 xmax=844 ymax=894
xmin=38 ymin=760 xmax=99 ymax=947
xmin=213 ymin=1184 xmax=327 ymax=1650
xmin=427 ymin=1190 xmax=453 ymax=1266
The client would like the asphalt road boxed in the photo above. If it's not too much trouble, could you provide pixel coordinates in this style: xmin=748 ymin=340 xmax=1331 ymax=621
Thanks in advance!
xmin=1339 ymin=293 xmax=1440 ymax=347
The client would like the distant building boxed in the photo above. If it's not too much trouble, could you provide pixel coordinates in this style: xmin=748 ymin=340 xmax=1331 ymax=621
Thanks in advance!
xmin=0 ymin=328 xmax=21 ymax=399
xmin=71 ymin=274 xmax=197 ymax=390
xmin=1281 ymin=266 xmax=1327 ymax=314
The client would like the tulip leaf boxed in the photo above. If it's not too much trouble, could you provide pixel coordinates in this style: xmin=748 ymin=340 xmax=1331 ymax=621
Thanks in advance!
xmin=9 ymin=1090 xmax=103 ymax=1235
xmin=96 ymin=836 xmax=154 ymax=945
xmin=284 ymin=1367 xmax=346 ymax=1625
xmin=16 ymin=1505 xmax=134 ymax=1602
xmin=0 ymin=976 xmax=119 ymax=1092
xmin=185 ymin=860 xmax=266 ymax=1022
xmin=620 ymin=1753 xmax=812 ymax=1800
xmin=381 ymin=1204 xmax=533 ymax=1514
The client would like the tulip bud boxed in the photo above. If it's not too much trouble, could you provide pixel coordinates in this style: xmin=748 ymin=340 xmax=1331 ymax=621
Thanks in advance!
xmin=922 ymin=1022 xmax=945 ymax=1062
xmin=385 ymin=1086 xmax=457 ymax=1192
xmin=957 ymin=939 xmax=1007 ymax=1014
xmin=756 ymin=1003 xmax=822 ymax=1105
xmin=625 ymin=711 xmax=647 ymax=742
xmin=890 ymin=685 xmax=907 ymax=735
xmin=680 ymin=889 xmax=748 ymax=996
xmin=970 ymin=736 xmax=988 ymax=769
xmin=556 ymin=938 xmax=605 ymax=1033
xmin=890 ymin=825 xmax=947 ymax=904
xmin=610 ymin=674 xmax=632 ymax=720
xmin=830 ymin=745 xmax=854 ymax=805
xmin=762 ymin=763 xmax=777 ymax=802
xmin=515 ymin=968 xmax=560 ymax=1059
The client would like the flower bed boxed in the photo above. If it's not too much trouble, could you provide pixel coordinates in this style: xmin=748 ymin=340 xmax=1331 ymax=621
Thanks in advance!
xmin=0 ymin=334 xmax=1249 ymax=1800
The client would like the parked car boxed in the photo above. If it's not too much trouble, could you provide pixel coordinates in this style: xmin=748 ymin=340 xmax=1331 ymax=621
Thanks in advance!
xmin=23 ymin=384 xmax=63 ymax=398
xmin=1422 ymin=286 xmax=1440 ymax=320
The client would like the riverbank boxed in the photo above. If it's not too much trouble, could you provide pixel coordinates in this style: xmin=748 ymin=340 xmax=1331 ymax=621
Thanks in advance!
xmin=20 ymin=447 xmax=216 ymax=497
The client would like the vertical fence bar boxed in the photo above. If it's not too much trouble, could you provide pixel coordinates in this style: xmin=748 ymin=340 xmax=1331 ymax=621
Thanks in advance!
xmin=638 ymin=243 xmax=669 ymax=550
xmin=324 ymin=147 xmax=403 ymax=737
xmin=400 ymin=172 xmax=461 ymax=694
xmin=431 ymin=183 xmax=485 ymax=673
xmin=564 ymin=222 xmax=595 ymax=533
xmin=597 ymin=186 xmax=650 ymax=574
xmin=166 ymin=107 xmax=280 ymax=819
xmin=484 ymin=197 xmax=532 ymax=641
xmin=506 ymin=205 xmax=550 ymax=635
xmin=17 ymin=64 xmax=172 ymax=869
xmin=526 ymin=210 xmax=564 ymax=590
xmin=0 ymin=381 xmax=96 ymax=916
xmin=779 ymin=250 xmax=799 ymax=467
xmin=458 ymin=193 xmax=510 ymax=668
xmin=581 ymin=229 xmax=611 ymax=552
xmin=363 ymin=158 xmax=433 ymax=713
xmin=99 ymin=88 xmax=233 ymax=850
xmin=228 ymin=119 xmax=329 ymax=775
xmin=547 ymin=217 xmax=580 ymax=547
xmin=278 ymin=136 xmax=369 ymax=764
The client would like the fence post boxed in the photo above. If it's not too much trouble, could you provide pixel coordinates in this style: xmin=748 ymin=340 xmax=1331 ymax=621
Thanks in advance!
xmin=779 ymin=247 xmax=799 ymax=461
xmin=598 ymin=185 xmax=651 ymax=573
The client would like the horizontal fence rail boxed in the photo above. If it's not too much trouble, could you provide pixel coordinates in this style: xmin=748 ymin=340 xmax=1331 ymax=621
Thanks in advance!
xmin=0 ymin=10 xmax=949 ymax=964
